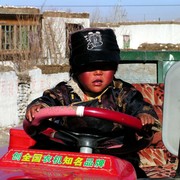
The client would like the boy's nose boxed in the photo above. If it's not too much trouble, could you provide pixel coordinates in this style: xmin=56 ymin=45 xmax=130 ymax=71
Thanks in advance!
xmin=94 ymin=70 xmax=103 ymax=75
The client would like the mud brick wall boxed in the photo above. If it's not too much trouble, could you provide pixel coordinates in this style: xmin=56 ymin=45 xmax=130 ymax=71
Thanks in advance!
xmin=0 ymin=69 xmax=69 ymax=127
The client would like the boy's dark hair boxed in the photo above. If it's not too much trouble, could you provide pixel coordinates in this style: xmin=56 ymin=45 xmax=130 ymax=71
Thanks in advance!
xmin=69 ymin=28 xmax=120 ymax=76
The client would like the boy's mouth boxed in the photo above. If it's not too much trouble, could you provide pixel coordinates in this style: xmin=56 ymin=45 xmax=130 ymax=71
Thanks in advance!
xmin=92 ymin=79 xmax=103 ymax=86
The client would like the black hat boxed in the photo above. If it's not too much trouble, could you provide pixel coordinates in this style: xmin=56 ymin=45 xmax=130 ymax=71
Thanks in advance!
xmin=69 ymin=28 xmax=120 ymax=71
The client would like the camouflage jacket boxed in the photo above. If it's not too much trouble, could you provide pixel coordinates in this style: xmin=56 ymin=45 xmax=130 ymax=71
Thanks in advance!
xmin=28 ymin=78 xmax=161 ymax=145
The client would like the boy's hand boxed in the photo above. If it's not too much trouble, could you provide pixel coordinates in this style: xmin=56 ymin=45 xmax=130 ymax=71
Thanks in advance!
xmin=137 ymin=113 xmax=155 ymax=135
xmin=25 ymin=103 xmax=45 ymax=122
xmin=137 ymin=113 xmax=155 ymax=126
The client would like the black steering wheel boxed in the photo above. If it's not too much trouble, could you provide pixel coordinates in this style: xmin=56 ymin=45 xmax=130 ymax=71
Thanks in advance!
xmin=23 ymin=106 xmax=151 ymax=155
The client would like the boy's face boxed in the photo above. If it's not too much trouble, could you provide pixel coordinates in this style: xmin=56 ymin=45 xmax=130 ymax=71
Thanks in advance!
xmin=77 ymin=63 xmax=116 ymax=96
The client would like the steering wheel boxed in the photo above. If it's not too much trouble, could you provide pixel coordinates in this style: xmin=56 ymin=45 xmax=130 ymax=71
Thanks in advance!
xmin=23 ymin=106 xmax=151 ymax=155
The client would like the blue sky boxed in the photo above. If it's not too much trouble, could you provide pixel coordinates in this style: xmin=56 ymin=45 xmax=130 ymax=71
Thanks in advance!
xmin=0 ymin=0 xmax=180 ymax=21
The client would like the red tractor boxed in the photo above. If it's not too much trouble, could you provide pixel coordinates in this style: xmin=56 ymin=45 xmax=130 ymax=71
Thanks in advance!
xmin=1 ymin=62 xmax=180 ymax=179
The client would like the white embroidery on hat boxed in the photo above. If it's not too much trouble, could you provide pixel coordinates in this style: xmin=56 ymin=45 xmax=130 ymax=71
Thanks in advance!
xmin=84 ymin=31 xmax=103 ymax=50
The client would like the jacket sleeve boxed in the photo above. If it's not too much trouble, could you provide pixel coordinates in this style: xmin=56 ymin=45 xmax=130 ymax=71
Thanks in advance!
xmin=121 ymin=82 xmax=161 ymax=133
xmin=27 ymin=82 xmax=66 ymax=108
xmin=124 ymin=88 xmax=158 ymax=118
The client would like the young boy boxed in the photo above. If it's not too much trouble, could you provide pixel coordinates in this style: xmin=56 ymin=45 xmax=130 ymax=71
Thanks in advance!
xmin=25 ymin=28 xmax=160 ymax=178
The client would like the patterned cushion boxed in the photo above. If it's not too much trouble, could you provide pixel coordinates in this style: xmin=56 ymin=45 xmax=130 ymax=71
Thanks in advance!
xmin=132 ymin=83 xmax=177 ymax=178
